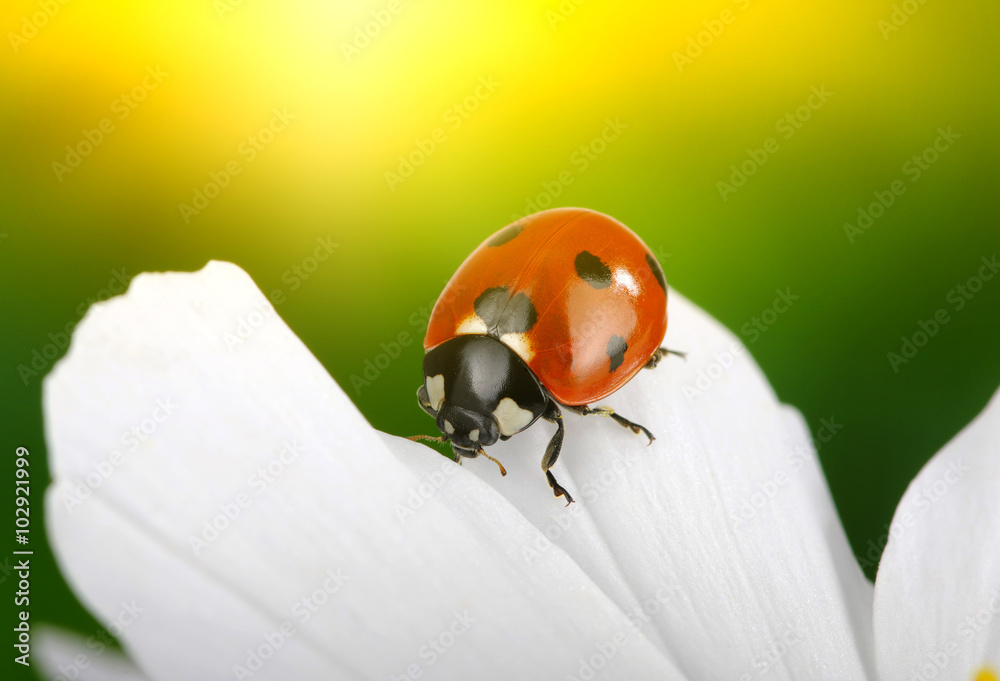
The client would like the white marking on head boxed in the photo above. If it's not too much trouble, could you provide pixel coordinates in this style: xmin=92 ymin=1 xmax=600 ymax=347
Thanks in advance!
xmin=426 ymin=374 xmax=445 ymax=411
xmin=444 ymin=420 xmax=455 ymax=435
xmin=457 ymin=315 xmax=488 ymax=335
xmin=469 ymin=429 xmax=479 ymax=442
xmin=500 ymin=332 xmax=534 ymax=362
xmin=492 ymin=397 xmax=534 ymax=437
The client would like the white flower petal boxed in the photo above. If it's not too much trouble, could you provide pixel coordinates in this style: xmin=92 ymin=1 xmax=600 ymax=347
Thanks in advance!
xmin=44 ymin=261 xmax=689 ymax=681
xmin=874 ymin=388 xmax=1000 ymax=681
xmin=460 ymin=292 xmax=876 ymax=680
xmin=36 ymin=626 xmax=151 ymax=681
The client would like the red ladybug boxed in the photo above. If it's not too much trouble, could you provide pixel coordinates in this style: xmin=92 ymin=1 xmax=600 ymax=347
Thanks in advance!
xmin=414 ymin=207 xmax=679 ymax=503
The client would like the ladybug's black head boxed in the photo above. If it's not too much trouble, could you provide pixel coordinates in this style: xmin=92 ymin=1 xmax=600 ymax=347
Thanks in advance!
xmin=432 ymin=402 xmax=499 ymax=456
xmin=417 ymin=335 xmax=549 ymax=460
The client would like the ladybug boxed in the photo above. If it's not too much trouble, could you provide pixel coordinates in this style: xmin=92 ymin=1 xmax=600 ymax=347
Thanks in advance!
xmin=413 ymin=207 xmax=680 ymax=504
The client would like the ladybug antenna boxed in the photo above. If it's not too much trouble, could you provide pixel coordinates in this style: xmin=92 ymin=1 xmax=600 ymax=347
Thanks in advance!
xmin=407 ymin=434 xmax=448 ymax=443
xmin=477 ymin=446 xmax=507 ymax=477
xmin=408 ymin=434 xmax=464 ymax=464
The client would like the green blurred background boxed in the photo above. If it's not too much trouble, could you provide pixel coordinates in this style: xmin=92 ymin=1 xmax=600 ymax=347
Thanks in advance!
xmin=2 ymin=0 xmax=999 ymax=676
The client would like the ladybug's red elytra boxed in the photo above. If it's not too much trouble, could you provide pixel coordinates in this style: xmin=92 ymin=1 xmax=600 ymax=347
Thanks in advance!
xmin=413 ymin=207 xmax=680 ymax=504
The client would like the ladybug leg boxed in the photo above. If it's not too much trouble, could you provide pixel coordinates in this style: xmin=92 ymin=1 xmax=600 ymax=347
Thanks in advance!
xmin=644 ymin=346 xmax=687 ymax=369
xmin=541 ymin=402 xmax=574 ymax=505
xmin=565 ymin=404 xmax=655 ymax=445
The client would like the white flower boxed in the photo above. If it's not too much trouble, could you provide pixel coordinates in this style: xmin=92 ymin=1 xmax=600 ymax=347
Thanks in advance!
xmin=38 ymin=261 xmax=999 ymax=681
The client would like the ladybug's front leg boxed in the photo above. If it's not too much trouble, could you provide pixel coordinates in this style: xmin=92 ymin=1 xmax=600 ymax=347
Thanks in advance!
xmin=643 ymin=346 xmax=687 ymax=369
xmin=564 ymin=404 xmax=655 ymax=444
xmin=541 ymin=401 xmax=574 ymax=505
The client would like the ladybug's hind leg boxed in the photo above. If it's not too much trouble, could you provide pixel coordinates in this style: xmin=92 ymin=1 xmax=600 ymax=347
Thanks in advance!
xmin=564 ymin=404 xmax=655 ymax=444
xmin=541 ymin=401 xmax=574 ymax=505
xmin=644 ymin=346 xmax=687 ymax=369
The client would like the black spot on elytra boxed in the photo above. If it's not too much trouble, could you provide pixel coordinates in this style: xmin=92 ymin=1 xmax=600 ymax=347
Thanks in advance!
xmin=473 ymin=287 xmax=538 ymax=337
xmin=474 ymin=287 xmax=508 ymax=327
xmin=607 ymin=335 xmax=627 ymax=372
xmin=488 ymin=224 xmax=523 ymax=247
xmin=499 ymin=292 xmax=537 ymax=334
xmin=646 ymin=253 xmax=666 ymax=292
xmin=575 ymin=251 xmax=612 ymax=289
